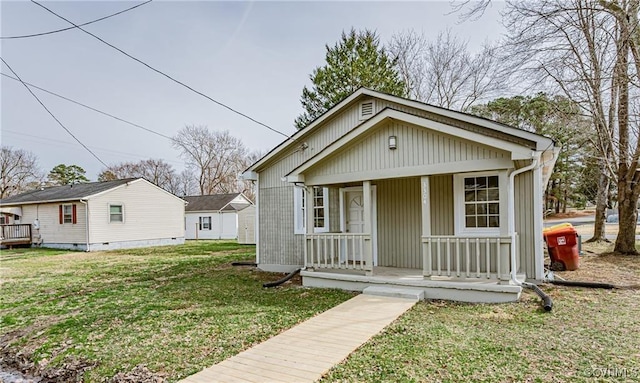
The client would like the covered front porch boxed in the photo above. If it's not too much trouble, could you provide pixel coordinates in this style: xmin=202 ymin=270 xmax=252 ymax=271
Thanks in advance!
xmin=297 ymin=175 xmax=524 ymax=303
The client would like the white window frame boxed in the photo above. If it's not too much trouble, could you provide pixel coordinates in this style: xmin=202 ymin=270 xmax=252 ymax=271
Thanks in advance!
xmin=109 ymin=204 xmax=124 ymax=223
xmin=63 ymin=204 xmax=74 ymax=224
xmin=454 ymin=171 xmax=502 ymax=236
xmin=294 ymin=186 xmax=329 ymax=234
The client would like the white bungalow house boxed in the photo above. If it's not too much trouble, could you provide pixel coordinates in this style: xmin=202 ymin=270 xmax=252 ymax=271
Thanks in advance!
xmin=0 ymin=178 xmax=186 ymax=251
xmin=183 ymin=193 xmax=254 ymax=243
xmin=242 ymin=88 xmax=559 ymax=303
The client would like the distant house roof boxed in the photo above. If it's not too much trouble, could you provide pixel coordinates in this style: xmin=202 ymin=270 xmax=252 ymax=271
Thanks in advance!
xmin=0 ymin=178 xmax=138 ymax=205
xmin=183 ymin=193 xmax=251 ymax=212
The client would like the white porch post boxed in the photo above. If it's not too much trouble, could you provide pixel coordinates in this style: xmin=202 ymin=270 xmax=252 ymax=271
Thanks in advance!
xmin=421 ymin=176 xmax=432 ymax=277
xmin=363 ymin=181 xmax=373 ymax=275
xmin=305 ymin=186 xmax=314 ymax=268
xmin=499 ymin=170 xmax=511 ymax=282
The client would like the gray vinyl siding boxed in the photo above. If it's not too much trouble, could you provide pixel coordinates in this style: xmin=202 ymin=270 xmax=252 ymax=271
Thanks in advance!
xmin=257 ymin=104 xmax=364 ymax=266
xmin=376 ymin=178 xmax=421 ymax=268
xmin=306 ymin=120 xmax=509 ymax=178
xmin=255 ymin=95 xmax=533 ymax=270
xmin=429 ymin=175 xmax=454 ymax=235
xmin=258 ymin=103 xmax=362 ymax=189
xmin=258 ymin=186 xmax=305 ymax=266
xmin=328 ymin=187 xmax=340 ymax=232
xmin=514 ymin=170 xmax=536 ymax=279
xmin=374 ymin=99 xmax=536 ymax=149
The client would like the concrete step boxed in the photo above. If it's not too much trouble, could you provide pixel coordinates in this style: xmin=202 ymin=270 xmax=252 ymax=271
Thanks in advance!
xmin=363 ymin=286 xmax=425 ymax=301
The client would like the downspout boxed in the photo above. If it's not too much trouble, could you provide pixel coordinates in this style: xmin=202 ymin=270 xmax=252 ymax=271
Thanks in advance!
xmin=79 ymin=199 xmax=89 ymax=252
xmin=508 ymin=152 xmax=552 ymax=311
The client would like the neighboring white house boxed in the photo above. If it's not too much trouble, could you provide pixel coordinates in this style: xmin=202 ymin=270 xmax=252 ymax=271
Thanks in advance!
xmin=183 ymin=193 xmax=254 ymax=241
xmin=0 ymin=178 xmax=186 ymax=251
xmin=242 ymin=88 xmax=559 ymax=303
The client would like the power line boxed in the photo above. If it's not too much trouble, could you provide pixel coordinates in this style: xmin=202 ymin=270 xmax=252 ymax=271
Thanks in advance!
xmin=0 ymin=56 xmax=109 ymax=168
xmin=3 ymin=129 xmax=185 ymax=166
xmin=1 ymin=72 xmax=174 ymax=140
xmin=31 ymin=0 xmax=292 ymax=139
xmin=1 ymin=1 xmax=153 ymax=39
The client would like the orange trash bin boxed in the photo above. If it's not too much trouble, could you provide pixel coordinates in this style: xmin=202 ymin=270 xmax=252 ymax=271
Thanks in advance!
xmin=543 ymin=224 xmax=580 ymax=271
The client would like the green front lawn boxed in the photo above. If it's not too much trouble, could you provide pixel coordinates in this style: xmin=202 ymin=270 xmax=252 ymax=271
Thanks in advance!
xmin=2 ymin=241 xmax=639 ymax=382
xmin=0 ymin=241 xmax=353 ymax=381
xmin=322 ymin=244 xmax=640 ymax=382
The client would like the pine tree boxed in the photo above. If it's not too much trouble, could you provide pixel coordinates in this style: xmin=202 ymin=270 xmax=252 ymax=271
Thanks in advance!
xmin=295 ymin=29 xmax=406 ymax=129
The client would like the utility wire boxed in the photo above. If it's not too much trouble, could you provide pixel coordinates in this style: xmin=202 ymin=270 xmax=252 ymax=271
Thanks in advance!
xmin=3 ymin=129 xmax=185 ymax=166
xmin=1 ymin=72 xmax=174 ymax=140
xmin=1 ymin=1 xmax=153 ymax=39
xmin=31 ymin=0 xmax=292 ymax=139
xmin=0 ymin=56 xmax=109 ymax=168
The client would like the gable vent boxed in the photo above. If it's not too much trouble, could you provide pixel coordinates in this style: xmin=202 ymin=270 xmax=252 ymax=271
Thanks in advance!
xmin=359 ymin=100 xmax=375 ymax=120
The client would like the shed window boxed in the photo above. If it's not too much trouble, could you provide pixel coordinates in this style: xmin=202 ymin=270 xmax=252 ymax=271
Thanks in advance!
xmin=109 ymin=204 xmax=124 ymax=223
xmin=294 ymin=186 xmax=329 ymax=234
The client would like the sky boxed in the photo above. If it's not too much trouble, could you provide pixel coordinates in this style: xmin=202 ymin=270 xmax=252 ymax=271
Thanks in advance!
xmin=0 ymin=0 xmax=507 ymax=180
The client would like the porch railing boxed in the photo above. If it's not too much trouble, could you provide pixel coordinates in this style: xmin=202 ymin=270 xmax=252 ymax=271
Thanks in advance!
xmin=305 ymin=233 xmax=372 ymax=272
xmin=422 ymin=235 xmax=513 ymax=280
xmin=0 ymin=224 xmax=32 ymax=245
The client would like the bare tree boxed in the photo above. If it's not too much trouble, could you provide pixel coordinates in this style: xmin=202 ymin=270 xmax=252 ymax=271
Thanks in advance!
xmin=237 ymin=149 xmax=265 ymax=202
xmin=99 ymin=158 xmax=183 ymax=194
xmin=172 ymin=126 xmax=248 ymax=195
xmin=0 ymin=146 xmax=42 ymax=198
xmin=507 ymin=0 xmax=640 ymax=253
xmin=389 ymin=29 xmax=508 ymax=111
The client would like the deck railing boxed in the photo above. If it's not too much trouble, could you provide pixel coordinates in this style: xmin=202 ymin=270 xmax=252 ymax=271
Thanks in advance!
xmin=0 ymin=224 xmax=32 ymax=245
xmin=422 ymin=235 xmax=513 ymax=280
xmin=305 ymin=233 xmax=372 ymax=272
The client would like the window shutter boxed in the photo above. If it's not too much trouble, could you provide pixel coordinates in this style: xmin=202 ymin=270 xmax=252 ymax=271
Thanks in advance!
xmin=208 ymin=216 xmax=212 ymax=230
xmin=59 ymin=205 xmax=63 ymax=224
xmin=198 ymin=217 xmax=202 ymax=230
xmin=72 ymin=204 xmax=77 ymax=224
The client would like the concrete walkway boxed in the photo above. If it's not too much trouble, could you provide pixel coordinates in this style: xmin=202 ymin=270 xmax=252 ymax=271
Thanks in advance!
xmin=178 ymin=294 xmax=417 ymax=383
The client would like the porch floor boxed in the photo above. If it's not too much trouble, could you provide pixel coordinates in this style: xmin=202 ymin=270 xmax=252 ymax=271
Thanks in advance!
xmin=302 ymin=267 xmax=522 ymax=303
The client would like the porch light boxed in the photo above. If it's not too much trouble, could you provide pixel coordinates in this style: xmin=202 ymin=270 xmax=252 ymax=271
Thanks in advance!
xmin=388 ymin=135 xmax=397 ymax=150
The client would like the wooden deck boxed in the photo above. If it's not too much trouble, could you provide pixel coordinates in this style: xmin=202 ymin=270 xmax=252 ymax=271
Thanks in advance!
xmin=178 ymin=294 xmax=417 ymax=383
xmin=0 ymin=224 xmax=32 ymax=247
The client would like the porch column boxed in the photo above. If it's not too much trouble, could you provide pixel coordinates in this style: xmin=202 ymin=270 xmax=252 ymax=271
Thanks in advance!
xmin=421 ymin=176 xmax=432 ymax=277
xmin=363 ymin=181 xmax=373 ymax=275
xmin=499 ymin=170 xmax=512 ymax=283
xmin=305 ymin=186 xmax=314 ymax=268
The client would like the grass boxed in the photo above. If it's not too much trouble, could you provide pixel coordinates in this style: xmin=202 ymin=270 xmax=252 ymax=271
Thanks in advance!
xmin=2 ymin=241 xmax=639 ymax=382
xmin=321 ymin=242 xmax=640 ymax=382
xmin=0 ymin=241 xmax=354 ymax=382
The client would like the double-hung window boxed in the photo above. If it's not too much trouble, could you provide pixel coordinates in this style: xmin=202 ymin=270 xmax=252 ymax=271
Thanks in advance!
xmin=63 ymin=204 xmax=74 ymax=224
xmin=294 ymin=186 xmax=329 ymax=234
xmin=199 ymin=216 xmax=212 ymax=230
xmin=455 ymin=173 xmax=501 ymax=234
xmin=109 ymin=204 xmax=124 ymax=223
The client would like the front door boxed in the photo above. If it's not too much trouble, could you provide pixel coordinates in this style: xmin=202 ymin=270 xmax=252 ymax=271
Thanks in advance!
xmin=340 ymin=187 xmax=377 ymax=265
xmin=346 ymin=191 xmax=365 ymax=235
